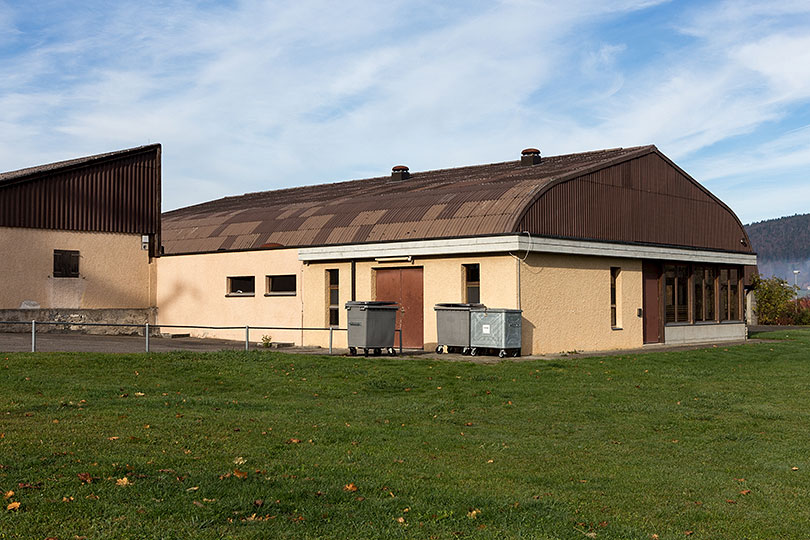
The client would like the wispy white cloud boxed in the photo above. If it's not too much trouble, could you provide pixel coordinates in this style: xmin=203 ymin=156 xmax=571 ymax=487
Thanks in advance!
xmin=1 ymin=0 xmax=809 ymax=223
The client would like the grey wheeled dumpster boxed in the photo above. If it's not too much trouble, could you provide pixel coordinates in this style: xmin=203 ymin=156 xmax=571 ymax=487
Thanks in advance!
xmin=434 ymin=303 xmax=485 ymax=354
xmin=345 ymin=301 xmax=398 ymax=356
xmin=469 ymin=308 xmax=523 ymax=358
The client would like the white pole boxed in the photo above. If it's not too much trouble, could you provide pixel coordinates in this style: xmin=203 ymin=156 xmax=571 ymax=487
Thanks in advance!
xmin=31 ymin=320 xmax=36 ymax=353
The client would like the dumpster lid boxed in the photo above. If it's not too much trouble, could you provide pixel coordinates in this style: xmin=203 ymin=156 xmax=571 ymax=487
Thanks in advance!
xmin=434 ymin=303 xmax=486 ymax=310
xmin=345 ymin=301 xmax=398 ymax=309
xmin=471 ymin=307 xmax=523 ymax=313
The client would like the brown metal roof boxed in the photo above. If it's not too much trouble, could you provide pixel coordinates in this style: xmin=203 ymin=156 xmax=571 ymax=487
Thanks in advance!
xmin=162 ymin=146 xmax=654 ymax=254
xmin=0 ymin=144 xmax=162 ymax=256
xmin=161 ymin=145 xmax=753 ymax=256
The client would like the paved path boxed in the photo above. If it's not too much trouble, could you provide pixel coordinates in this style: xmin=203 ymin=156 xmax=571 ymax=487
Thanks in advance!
xmin=0 ymin=330 xmax=775 ymax=364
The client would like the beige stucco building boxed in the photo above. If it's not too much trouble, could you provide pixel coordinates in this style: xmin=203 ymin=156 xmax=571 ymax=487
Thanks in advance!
xmin=1 ymin=144 xmax=756 ymax=354
xmin=0 ymin=145 xmax=161 ymax=327
xmin=157 ymin=146 xmax=757 ymax=355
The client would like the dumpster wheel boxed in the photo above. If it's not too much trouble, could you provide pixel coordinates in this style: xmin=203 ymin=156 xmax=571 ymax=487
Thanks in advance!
xmin=470 ymin=348 xmax=478 ymax=356
xmin=498 ymin=349 xmax=507 ymax=359
xmin=388 ymin=347 xmax=397 ymax=356
xmin=436 ymin=345 xmax=444 ymax=354
xmin=348 ymin=347 xmax=357 ymax=356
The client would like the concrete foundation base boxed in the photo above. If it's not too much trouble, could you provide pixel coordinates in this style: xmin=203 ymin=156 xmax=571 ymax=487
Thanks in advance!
xmin=0 ymin=308 xmax=157 ymax=335
xmin=664 ymin=322 xmax=746 ymax=344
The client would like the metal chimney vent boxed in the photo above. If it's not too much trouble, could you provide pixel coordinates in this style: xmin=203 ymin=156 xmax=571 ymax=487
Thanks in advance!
xmin=391 ymin=165 xmax=410 ymax=181
xmin=521 ymin=148 xmax=541 ymax=166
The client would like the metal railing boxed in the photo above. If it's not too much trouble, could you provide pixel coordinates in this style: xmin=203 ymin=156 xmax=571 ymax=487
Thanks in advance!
xmin=0 ymin=320 xmax=403 ymax=355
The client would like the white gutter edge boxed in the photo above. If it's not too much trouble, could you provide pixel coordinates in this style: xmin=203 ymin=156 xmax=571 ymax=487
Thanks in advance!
xmin=298 ymin=234 xmax=757 ymax=265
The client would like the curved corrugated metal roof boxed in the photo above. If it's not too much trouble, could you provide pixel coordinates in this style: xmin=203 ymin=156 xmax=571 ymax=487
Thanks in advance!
xmin=162 ymin=146 xmax=654 ymax=255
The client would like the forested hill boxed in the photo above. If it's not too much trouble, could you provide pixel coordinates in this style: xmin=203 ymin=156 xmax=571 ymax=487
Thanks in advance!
xmin=745 ymin=213 xmax=810 ymax=262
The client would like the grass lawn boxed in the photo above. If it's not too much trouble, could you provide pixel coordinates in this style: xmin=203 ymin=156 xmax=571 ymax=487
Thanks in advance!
xmin=1 ymin=331 xmax=810 ymax=539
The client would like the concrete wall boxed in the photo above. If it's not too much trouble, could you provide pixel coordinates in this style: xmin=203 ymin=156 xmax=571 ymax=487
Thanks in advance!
xmin=156 ymin=248 xmax=305 ymax=344
xmin=0 ymin=227 xmax=155 ymax=310
xmin=664 ymin=322 xmax=746 ymax=344
xmin=519 ymin=253 xmax=644 ymax=354
xmin=0 ymin=308 xmax=156 ymax=334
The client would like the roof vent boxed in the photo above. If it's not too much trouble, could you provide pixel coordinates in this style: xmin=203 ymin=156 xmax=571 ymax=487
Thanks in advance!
xmin=521 ymin=148 xmax=541 ymax=166
xmin=391 ymin=165 xmax=410 ymax=181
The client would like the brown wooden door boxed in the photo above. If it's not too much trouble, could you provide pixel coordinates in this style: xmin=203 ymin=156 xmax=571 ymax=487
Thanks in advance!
xmin=642 ymin=261 xmax=661 ymax=344
xmin=375 ymin=267 xmax=424 ymax=349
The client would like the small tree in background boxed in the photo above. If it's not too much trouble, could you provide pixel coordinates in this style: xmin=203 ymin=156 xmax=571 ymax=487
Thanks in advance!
xmin=752 ymin=274 xmax=799 ymax=324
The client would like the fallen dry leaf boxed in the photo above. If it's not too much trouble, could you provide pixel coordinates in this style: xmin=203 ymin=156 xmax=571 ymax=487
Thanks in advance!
xmin=233 ymin=457 xmax=246 ymax=465
xmin=115 ymin=477 xmax=130 ymax=487
xmin=685 ymin=531 xmax=694 ymax=536
xmin=77 ymin=473 xmax=93 ymax=484
xmin=792 ymin=467 xmax=799 ymax=471
xmin=135 ymin=392 xmax=145 ymax=397
xmin=6 ymin=501 xmax=20 ymax=511
xmin=192 ymin=500 xmax=204 ymax=508
xmin=233 ymin=469 xmax=248 ymax=480
xmin=62 ymin=496 xmax=74 ymax=502
xmin=396 ymin=516 xmax=405 ymax=523
xmin=3 ymin=490 xmax=13 ymax=499
xmin=286 ymin=438 xmax=301 ymax=444
xmin=186 ymin=486 xmax=199 ymax=492
xmin=740 ymin=489 xmax=751 ymax=495
xmin=651 ymin=535 xmax=660 ymax=540
xmin=108 ymin=436 xmax=119 ymax=441
xmin=467 ymin=508 xmax=481 ymax=519
xmin=343 ymin=483 xmax=358 ymax=492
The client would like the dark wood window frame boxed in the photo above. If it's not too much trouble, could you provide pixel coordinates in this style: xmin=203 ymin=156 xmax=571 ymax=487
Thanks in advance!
xmin=327 ymin=269 xmax=339 ymax=327
xmin=610 ymin=267 xmax=621 ymax=328
xmin=463 ymin=263 xmax=480 ymax=304
xmin=265 ymin=274 xmax=297 ymax=296
xmin=665 ymin=264 xmax=742 ymax=324
xmin=226 ymin=276 xmax=255 ymax=297
xmin=53 ymin=249 xmax=80 ymax=278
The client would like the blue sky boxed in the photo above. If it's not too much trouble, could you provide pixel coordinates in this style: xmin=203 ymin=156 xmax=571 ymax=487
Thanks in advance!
xmin=1 ymin=0 xmax=809 ymax=224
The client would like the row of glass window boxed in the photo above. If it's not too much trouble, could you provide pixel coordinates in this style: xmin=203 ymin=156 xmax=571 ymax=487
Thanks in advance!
xmin=226 ymin=275 xmax=296 ymax=296
xmin=664 ymin=265 xmax=741 ymax=323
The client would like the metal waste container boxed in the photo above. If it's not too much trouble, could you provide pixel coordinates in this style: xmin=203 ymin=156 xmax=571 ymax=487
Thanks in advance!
xmin=470 ymin=308 xmax=523 ymax=358
xmin=434 ymin=303 xmax=485 ymax=354
xmin=345 ymin=301 xmax=399 ymax=356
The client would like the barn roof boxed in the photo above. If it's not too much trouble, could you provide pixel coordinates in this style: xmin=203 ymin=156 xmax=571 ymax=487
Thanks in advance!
xmin=162 ymin=146 xmax=655 ymax=255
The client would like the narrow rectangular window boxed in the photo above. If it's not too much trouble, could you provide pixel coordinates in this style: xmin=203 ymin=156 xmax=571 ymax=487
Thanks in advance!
xmin=463 ymin=264 xmax=480 ymax=304
xmin=676 ymin=265 xmax=689 ymax=322
xmin=53 ymin=250 xmax=80 ymax=278
xmin=266 ymin=274 xmax=296 ymax=296
xmin=693 ymin=266 xmax=705 ymax=322
xmin=719 ymin=269 xmax=729 ymax=321
xmin=327 ymin=269 xmax=339 ymax=326
xmin=729 ymin=268 xmax=740 ymax=321
xmin=705 ymin=267 xmax=716 ymax=321
xmin=227 ymin=276 xmax=255 ymax=296
xmin=664 ymin=264 xmax=689 ymax=323
xmin=664 ymin=266 xmax=676 ymax=323
xmin=610 ymin=267 xmax=620 ymax=328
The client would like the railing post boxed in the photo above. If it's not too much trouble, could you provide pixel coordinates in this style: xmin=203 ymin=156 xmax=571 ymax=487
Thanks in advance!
xmin=398 ymin=329 xmax=403 ymax=354
xmin=31 ymin=320 xmax=36 ymax=353
xmin=145 ymin=323 xmax=150 ymax=353
xmin=329 ymin=327 xmax=333 ymax=355
xmin=245 ymin=325 xmax=250 ymax=351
